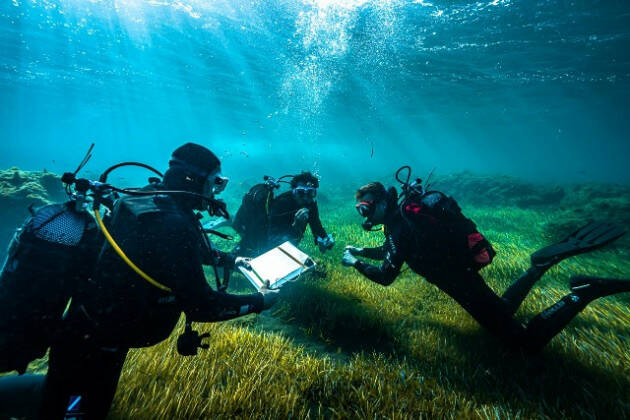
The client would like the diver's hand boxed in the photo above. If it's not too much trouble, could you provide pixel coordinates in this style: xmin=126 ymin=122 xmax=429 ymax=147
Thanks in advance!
xmin=293 ymin=208 xmax=310 ymax=227
xmin=234 ymin=257 xmax=252 ymax=270
xmin=342 ymin=249 xmax=358 ymax=267
xmin=317 ymin=234 xmax=335 ymax=253
xmin=177 ymin=327 xmax=210 ymax=356
xmin=344 ymin=245 xmax=363 ymax=256
xmin=259 ymin=281 xmax=280 ymax=310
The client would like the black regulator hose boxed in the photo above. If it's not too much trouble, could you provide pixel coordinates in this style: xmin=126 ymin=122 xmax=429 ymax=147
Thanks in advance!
xmin=395 ymin=165 xmax=412 ymax=186
xmin=99 ymin=162 xmax=164 ymax=183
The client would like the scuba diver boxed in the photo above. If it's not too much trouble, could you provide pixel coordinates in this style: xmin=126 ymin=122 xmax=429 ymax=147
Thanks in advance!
xmin=210 ymin=171 xmax=334 ymax=258
xmin=30 ymin=143 xmax=280 ymax=420
xmin=342 ymin=166 xmax=629 ymax=353
xmin=0 ymin=148 xmax=102 ymax=419
xmin=0 ymin=146 xmax=102 ymax=376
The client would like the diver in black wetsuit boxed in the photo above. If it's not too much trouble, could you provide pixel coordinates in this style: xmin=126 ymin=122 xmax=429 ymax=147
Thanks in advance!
xmin=342 ymin=177 xmax=629 ymax=353
xmin=226 ymin=172 xmax=334 ymax=257
xmin=37 ymin=143 xmax=279 ymax=420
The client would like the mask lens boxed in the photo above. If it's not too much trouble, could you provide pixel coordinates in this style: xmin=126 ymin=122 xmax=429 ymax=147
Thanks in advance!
xmin=294 ymin=186 xmax=316 ymax=198
xmin=355 ymin=201 xmax=374 ymax=217
xmin=212 ymin=175 xmax=229 ymax=194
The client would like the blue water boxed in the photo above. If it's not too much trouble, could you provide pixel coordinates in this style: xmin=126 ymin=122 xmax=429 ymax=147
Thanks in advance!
xmin=1 ymin=0 xmax=629 ymax=185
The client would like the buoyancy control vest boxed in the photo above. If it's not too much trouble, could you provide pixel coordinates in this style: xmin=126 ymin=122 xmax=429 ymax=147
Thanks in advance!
xmin=73 ymin=189 xmax=218 ymax=349
xmin=0 ymin=202 xmax=100 ymax=374
xmin=400 ymin=191 xmax=495 ymax=271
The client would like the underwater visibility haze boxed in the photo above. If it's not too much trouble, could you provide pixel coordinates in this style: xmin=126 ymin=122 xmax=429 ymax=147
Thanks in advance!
xmin=2 ymin=0 xmax=630 ymax=183
xmin=1 ymin=0 xmax=630 ymax=419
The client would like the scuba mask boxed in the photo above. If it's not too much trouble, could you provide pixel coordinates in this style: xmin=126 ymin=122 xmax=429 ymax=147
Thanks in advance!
xmin=293 ymin=185 xmax=317 ymax=199
xmin=203 ymin=173 xmax=229 ymax=196
xmin=199 ymin=175 xmax=229 ymax=218
xmin=355 ymin=200 xmax=376 ymax=218
xmin=356 ymin=200 xmax=383 ymax=231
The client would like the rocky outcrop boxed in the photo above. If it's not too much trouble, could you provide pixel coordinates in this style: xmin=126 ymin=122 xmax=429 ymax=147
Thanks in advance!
xmin=0 ymin=168 xmax=66 ymax=256
xmin=433 ymin=172 xmax=566 ymax=208
xmin=432 ymin=172 xmax=630 ymax=243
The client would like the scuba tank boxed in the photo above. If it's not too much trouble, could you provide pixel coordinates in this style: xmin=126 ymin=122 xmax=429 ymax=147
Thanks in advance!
xmin=395 ymin=166 xmax=496 ymax=271
xmin=0 ymin=200 xmax=100 ymax=374
xmin=231 ymin=174 xmax=294 ymax=256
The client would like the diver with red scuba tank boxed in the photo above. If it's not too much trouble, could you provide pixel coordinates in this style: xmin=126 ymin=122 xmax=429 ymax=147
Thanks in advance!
xmin=342 ymin=166 xmax=629 ymax=353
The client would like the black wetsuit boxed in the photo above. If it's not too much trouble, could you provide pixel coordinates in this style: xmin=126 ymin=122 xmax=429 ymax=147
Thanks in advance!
xmin=39 ymin=188 xmax=265 ymax=419
xmin=235 ymin=189 xmax=328 ymax=256
xmin=352 ymin=194 xmax=601 ymax=353
xmin=0 ymin=202 xmax=101 ymax=375
xmin=268 ymin=191 xmax=327 ymax=246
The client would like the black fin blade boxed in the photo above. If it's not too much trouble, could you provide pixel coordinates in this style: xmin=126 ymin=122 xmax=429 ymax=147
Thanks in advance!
xmin=570 ymin=221 xmax=605 ymax=242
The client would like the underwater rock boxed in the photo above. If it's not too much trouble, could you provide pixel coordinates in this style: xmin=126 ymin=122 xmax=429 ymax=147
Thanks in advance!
xmin=544 ymin=183 xmax=630 ymax=242
xmin=429 ymin=172 xmax=630 ymax=246
xmin=433 ymin=172 xmax=566 ymax=208
xmin=0 ymin=167 xmax=66 ymax=255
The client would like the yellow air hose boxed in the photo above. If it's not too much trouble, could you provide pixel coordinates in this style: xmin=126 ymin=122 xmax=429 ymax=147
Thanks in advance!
xmin=94 ymin=209 xmax=173 ymax=293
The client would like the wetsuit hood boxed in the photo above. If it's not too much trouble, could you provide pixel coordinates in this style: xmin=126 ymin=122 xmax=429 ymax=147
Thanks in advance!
xmin=169 ymin=143 xmax=220 ymax=180
xmin=163 ymin=143 xmax=222 ymax=210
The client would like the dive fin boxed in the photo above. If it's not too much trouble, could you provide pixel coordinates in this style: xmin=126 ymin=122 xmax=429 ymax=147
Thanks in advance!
xmin=531 ymin=222 xmax=626 ymax=269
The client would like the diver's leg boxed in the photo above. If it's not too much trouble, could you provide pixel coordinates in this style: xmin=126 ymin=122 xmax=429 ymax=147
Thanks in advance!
xmin=434 ymin=271 xmax=527 ymax=348
xmin=79 ymin=347 xmax=128 ymax=420
xmin=40 ymin=340 xmax=127 ymax=420
xmin=523 ymin=276 xmax=630 ymax=353
xmin=501 ymin=222 xmax=625 ymax=315
xmin=501 ymin=266 xmax=546 ymax=315
xmin=569 ymin=275 xmax=630 ymax=297
xmin=39 ymin=336 xmax=84 ymax=420
xmin=0 ymin=374 xmax=45 ymax=419
xmin=39 ymin=323 xmax=128 ymax=420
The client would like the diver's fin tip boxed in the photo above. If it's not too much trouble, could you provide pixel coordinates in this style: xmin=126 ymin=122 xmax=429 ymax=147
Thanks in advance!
xmin=531 ymin=221 xmax=626 ymax=269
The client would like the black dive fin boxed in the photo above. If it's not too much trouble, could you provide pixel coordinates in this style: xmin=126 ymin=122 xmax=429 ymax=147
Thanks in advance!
xmin=531 ymin=222 xmax=626 ymax=269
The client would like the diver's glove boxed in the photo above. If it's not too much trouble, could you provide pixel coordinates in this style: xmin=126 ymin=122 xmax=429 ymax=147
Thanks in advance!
xmin=344 ymin=245 xmax=364 ymax=256
xmin=259 ymin=281 xmax=280 ymax=310
xmin=317 ymin=234 xmax=335 ymax=253
xmin=292 ymin=208 xmax=310 ymax=228
xmin=342 ymin=249 xmax=358 ymax=267
xmin=234 ymin=256 xmax=252 ymax=270
xmin=177 ymin=323 xmax=210 ymax=356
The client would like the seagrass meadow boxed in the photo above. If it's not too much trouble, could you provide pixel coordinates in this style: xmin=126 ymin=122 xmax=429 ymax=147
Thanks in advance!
xmin=104 ymin=179 xmax=629 ymax=419
xmin=2 ymin=172 xmax=629 ymax=419
xmin=3 ymin=0 xmax=630 ymax=418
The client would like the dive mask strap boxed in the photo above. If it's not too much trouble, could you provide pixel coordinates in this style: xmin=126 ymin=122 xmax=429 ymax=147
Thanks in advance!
xmin=169 ymin=157 xmax=212 ymax=180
